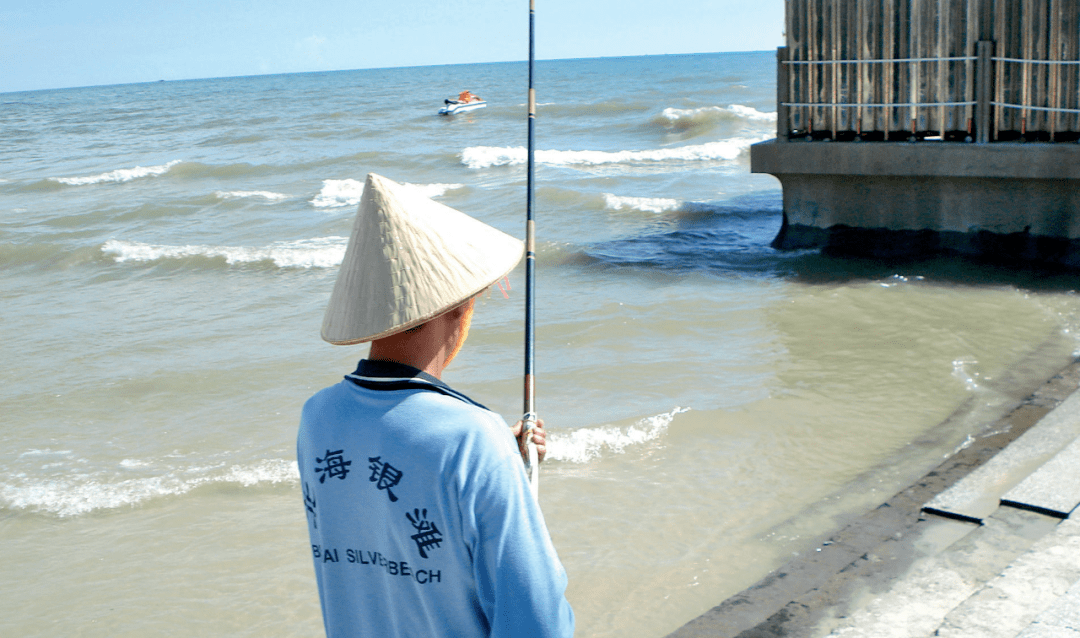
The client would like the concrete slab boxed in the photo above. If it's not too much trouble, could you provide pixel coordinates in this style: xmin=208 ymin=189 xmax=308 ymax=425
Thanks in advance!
xmin=1017 ymin=627 xmax=1080 ymax=638
xmin=934 ymin=516 xmax=1080 ymax=638
xmin=924 ymin=391 xmax=1080 ymax=522
xmin=819 ymin=508 xmax=1059 ymax=638
xmin=1003 ymin=434 xmax=1080 ymax=518
xmin=751 ymin=141 xmax=1080 ymax=181
xmin=736 ymin=515 xmax=977 ymax=638
xmin=1017 ymin=579 xmax=1080 ymax=637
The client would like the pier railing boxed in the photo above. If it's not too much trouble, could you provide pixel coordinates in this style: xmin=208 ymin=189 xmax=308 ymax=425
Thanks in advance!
xmin=779 ymin=0 xmax=1080 ymax=142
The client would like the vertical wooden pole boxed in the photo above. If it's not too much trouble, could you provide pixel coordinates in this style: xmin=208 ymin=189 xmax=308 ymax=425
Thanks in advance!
xmin=938 ymin=0 xmax=948 ymax=137
xmin=1022 ymin=0 xmax=1033 ymax=137
xmin=1069 ymin=0 xmax=1079 ymax=135
xmin=778 ymin=47 xmax=791 ymax=141
xmin=786 ymin=0 xmax=798 ymax=133
xmin=831 ymin=0 xmax=840 ymax=138
xmin=809 ymin=0 xmax=818 ymax=136
xmin=911 ymin=0 xmax=922 ymax=138
xmin=994 ymin=0 xmax=1004 ymax=138
xmin=885 ymin=0 xmax=896 ymax=138
xmin=977 ymin=39 xmax=994 ymax=142
xmin=965 ymin=0 xmax=980 ymax=138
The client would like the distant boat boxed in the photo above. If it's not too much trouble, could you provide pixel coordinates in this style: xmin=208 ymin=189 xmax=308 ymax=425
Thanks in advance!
xmin=439 ymin=99 xmax=487 ymax=116
xmin=439 ymin=90 xmax=486 ymax=115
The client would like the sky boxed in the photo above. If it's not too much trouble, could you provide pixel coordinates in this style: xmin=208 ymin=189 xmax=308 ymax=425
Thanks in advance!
xmin=1 ymin=0 xmax=785 ymax=94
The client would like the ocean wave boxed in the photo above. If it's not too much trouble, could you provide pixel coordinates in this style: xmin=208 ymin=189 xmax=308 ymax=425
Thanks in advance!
xmin=546 ymin=407 xmax=689 ymax=464
xmin=51 ymin=160 xmax=183 ymax=186
xmin=660 ymin=104 xmax=777 ymax=126
xmin=102 ymin=237 xmax=347 ymax=269
xmin=462 ymin=136 xmax=766 ymax=169
xmin=0 ymin=457 xmax=298 ymax=517
xmin=310 ymin=179 xmax=464 ymax=208
xmin=311 ymin=178 xmax=365 ymax=208
xmin=215 ymin=190 xmax=288 ymax=201
xmin=0 ymin=242 xmax=104 ymax=271
xmin=603 ymin=193 xmax=681 ymax=214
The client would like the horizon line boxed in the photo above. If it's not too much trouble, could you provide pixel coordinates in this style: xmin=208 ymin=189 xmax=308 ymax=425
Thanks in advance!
xmin=1 ymin=49 xmax=774 ymax=96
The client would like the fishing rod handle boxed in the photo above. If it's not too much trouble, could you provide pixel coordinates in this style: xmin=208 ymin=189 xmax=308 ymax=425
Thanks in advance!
xmin=522 ymin=411 xmax=540 ymax=498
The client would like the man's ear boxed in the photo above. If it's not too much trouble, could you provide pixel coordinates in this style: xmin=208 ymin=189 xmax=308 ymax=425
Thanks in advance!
xmin=446 ymin=304 xmax=467 ymax=320
xmin=449 ymin=297 xmax=476 ymax=321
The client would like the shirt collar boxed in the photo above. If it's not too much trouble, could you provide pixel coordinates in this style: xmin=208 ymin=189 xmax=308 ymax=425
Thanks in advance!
xmin=351 ymin=359 xmax=447 ymax=387
xmin=346 ymin=359 xmax=489 ymax=410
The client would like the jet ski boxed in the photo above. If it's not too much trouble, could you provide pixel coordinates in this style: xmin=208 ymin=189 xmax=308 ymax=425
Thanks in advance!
xmin=439 ymin=91 xmax=487 ymax=115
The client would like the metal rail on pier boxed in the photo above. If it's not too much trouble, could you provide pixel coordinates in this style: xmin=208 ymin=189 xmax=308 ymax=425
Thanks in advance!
xmin=780 ymin=0 xmax=1080 ymax=143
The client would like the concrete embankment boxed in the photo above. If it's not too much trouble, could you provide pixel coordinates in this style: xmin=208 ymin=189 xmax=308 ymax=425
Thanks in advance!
xmin=752 ymin=141 xmax=1080 ymax=266
xmin=668 ymin=358 xmax=1080 ymax=638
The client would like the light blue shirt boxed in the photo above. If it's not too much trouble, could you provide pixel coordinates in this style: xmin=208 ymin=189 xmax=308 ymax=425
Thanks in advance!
xmin=298 ymin=360 xmax=574 ymax=638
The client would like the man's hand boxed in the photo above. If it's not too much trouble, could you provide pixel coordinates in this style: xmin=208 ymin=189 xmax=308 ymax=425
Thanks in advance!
xmin=511 ymin=418 xmax=547 ymax=465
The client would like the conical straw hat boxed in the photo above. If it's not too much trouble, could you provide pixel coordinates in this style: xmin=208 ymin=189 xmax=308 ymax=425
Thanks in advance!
xmin=321 ymin=173 xmax=524 ymax=345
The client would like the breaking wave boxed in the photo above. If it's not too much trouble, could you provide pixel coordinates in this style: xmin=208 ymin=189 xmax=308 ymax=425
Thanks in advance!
xmin=546 ymin=407 xmax=689 ymax=464
xmin=461 ymin=136 xmax=766 ymax=169
xmin=310 ymin=179 xmax=464 ymax=208
xmin=102 ymin=237 xmax=347 ymax=269
xmin=660 ymin=104 xmax=777 ymax=126
xmin=603 ymin=193 xmax=681 ymax=214
xmin=1 ymin=453 xmax=298 ymax=517
xmin=51 ymin=160 xmax=183 ymax=186
xmin=310 ymin=178 xmax=365 ymax=208
xmin=215 ymin=190 xmax=288 ymax=201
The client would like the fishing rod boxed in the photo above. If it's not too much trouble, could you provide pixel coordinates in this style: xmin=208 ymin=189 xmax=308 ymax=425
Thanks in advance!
xmin=522 ymin=0 xmax=540 ymax=499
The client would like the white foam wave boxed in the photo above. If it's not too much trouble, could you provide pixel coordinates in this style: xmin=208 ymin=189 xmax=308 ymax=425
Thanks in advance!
xmin=661 ymin=105 xmax=777 ymax=123
xmin=462 ymin=137 xmax=766 ymax=169
xmin=728 ymin=105 xmax=778 ymax=121
xmin=546 ymin=407 xmax=689 ymax=464
xmin=215 ymin=190 xmax=288 ymax=201
xmin=52 ymin=160 xmax=183 ymax=186
xmin=102 ymin=236 xmax=348 ymax=268
xmin=1 ymin=459 xmax=298 ymax=517
xmin=311 ymin=178 xmax=365 ymax=208
xmin=310 ymin=179 xmax=464 ymax=208
xmin=19 ymin=448 xmax=74 ymax=458
xmin=603 ymin=193 xmax=681 ymax=214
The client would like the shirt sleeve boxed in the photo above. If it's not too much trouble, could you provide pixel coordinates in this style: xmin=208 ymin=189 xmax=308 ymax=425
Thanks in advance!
xmin=465 ymin=439 xmax=575 ymax=638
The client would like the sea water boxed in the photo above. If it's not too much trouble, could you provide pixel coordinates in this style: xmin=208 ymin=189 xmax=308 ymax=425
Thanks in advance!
xmin=3 ymin=52 xmax=1080 ymax=637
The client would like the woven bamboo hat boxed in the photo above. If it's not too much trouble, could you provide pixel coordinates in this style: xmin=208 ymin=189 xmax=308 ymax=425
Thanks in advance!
xmin=321 ymin=173 xmax=524 ymax=345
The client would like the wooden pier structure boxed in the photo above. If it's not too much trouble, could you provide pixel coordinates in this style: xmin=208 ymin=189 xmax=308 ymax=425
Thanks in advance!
xmin=752 ymin=0 xmax=1080 ymax=265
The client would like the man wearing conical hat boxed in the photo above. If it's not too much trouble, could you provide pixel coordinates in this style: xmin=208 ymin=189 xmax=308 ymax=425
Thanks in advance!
xmin=297 ymin=174 xmax=574 ymax=638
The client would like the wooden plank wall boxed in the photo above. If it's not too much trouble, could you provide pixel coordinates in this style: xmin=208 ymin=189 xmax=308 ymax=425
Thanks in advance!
xmin=783 ymin=0 xmax=1080 ymax=140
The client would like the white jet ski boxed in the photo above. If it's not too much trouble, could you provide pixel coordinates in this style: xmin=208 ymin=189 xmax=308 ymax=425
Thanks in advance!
xmin=439 ymin=98 xmax=487 ymax=115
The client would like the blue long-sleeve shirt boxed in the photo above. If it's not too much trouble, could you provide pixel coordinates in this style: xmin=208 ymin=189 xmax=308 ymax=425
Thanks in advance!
xmin=298 ymin=360 xmax=574 ymax=638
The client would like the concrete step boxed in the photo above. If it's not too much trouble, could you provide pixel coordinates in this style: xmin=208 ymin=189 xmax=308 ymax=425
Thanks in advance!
xmin=933 ymin=515 xmax=1080 ymax=638
xmin=665 ymin=362 xmax=1080 ymax=638
xmin=815 ymin=507 xmax=1061 ymax=638
xmin=811 ymin=382 xmax=1080 ymax=638
xmin=1001 ymin=434 xmax=1080 ymax=518
xmin=924 ymin=389 xmax=1080 ymax=523
xmin=1015 ymin=578 xmax=1080 ymax=637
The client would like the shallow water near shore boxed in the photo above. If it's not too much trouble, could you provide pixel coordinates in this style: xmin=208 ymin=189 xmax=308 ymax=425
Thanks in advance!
xmin=4 ymin=52 xmax=1080 ymax=637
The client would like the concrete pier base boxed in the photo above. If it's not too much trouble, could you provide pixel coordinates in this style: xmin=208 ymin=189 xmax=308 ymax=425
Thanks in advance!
xmin=752 ymin=140 xmax=1080 ymax=266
